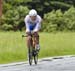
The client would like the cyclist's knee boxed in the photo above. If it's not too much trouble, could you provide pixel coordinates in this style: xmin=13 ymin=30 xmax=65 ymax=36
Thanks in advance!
xmin=33 ymin=32 xmax=39 ymax=38
xmin=27 ymin=36 xmax=31 ymax=41
xmin=33 ymin=32 xmax=39 ymax=44
xmin=26 ymin=32 xmax=32 ymax=41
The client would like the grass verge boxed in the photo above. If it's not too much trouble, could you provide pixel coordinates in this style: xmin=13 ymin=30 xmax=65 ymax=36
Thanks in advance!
xmin=0 ymin=31 xmax=75 ymax=63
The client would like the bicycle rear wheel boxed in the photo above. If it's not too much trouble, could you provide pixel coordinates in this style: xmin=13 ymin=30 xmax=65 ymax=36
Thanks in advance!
xmin=33 ymin=50 xmax=38 ymax=65
xmin=34 ymin=55 xmax=38 ymax=65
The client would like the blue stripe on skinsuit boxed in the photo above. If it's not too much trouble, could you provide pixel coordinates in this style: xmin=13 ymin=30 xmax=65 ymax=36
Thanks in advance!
xmin=29 ymin=23 xmax=36 ymax=31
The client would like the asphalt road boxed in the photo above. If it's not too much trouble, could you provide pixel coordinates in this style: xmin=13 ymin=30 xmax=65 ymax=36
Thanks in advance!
xmin=0 ymin=56 xmax=75 ymax=71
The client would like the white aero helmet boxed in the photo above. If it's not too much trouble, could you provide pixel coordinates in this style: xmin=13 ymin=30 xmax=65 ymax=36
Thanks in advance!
xmin=29 ymin=9 xmax=37 ymax=16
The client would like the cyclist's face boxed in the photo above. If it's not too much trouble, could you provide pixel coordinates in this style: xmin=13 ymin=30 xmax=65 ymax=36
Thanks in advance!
xmin=30 ymin=16 xmax=36 ymax=21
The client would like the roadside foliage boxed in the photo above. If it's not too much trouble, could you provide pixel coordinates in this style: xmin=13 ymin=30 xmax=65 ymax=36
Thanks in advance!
xmin=0 ymin=0 xmax=75 ymax=32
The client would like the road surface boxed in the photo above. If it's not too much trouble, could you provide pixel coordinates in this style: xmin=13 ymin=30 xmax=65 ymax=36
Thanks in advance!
xmin=0 ymin=56 xmax=75 ymax=71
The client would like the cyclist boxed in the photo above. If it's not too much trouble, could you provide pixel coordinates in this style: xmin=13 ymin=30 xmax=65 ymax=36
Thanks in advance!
xmin=24 ymin=9 xmax=42 ymax=51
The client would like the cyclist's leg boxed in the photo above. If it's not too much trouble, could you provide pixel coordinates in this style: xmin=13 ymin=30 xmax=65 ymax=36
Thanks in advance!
xmin=26 ymin=32 xmax=32 ymax=48
xmin=33 ymin=32 xmax=39 ymax=44
xmin=26 ymin=32 xmax=33 ymax=65
xmin=33 ymin=32 xmax=40 ymax=51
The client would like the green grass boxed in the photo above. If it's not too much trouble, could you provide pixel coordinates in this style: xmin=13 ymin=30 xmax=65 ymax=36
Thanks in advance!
xmin=0 ymin=31 xmax=75 ymax=64
xmin=39 ymin=32 xmax=75 ymax=58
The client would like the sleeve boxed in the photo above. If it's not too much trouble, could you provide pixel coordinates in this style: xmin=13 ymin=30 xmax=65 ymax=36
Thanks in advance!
xmin=33 ymin=16 xmax=42 ymax=32
xmin=24 ymin=16 xmax=30 ymax=32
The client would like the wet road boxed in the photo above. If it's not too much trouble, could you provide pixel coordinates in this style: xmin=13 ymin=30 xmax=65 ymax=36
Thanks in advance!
xmin=0 ymin=56 xmax=75 ymax=71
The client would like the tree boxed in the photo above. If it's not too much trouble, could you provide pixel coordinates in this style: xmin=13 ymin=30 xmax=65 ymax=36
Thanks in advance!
xmin=1 ymin=1 xmax=29 ymax=31
xmin=26 ymin=0 xmax=74 ymax=18
xmin=0 ymin=0 xmax=2 ymax=17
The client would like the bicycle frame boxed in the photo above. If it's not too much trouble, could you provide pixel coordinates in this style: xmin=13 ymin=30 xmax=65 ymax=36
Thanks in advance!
xmin=22 ymin=33 xmax=38 ymax=65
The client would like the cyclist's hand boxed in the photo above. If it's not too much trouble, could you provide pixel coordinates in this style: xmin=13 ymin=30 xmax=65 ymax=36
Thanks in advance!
xmin=33 ymin=29 xmax=38 ymax=33
xmin=32 ymin=31 xmax=38 ymax=34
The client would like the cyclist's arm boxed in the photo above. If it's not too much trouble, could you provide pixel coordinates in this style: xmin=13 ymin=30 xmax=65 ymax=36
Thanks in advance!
xmin=24 ymin=16 xmax=30 ymax=33
xmin=33 ymin=17 xmax=42 ymax=32
xmin=33 ymin=23 xmax=41 ymax=32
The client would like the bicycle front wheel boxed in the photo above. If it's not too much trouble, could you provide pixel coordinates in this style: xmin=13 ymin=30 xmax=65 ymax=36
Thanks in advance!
xmin=28 ymin=47 xmax=33 ymax=65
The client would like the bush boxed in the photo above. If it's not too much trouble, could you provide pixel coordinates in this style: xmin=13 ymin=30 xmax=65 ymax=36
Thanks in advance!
xmin=1 ymin=24 xmax=13 ymax=31
xmin=42 ymin=6 xmax=75 ymax=32
xmin=1 ymin=6 xmax=29 ymax=31
xmin=63 ymin=7 xmax=75 ymax=30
